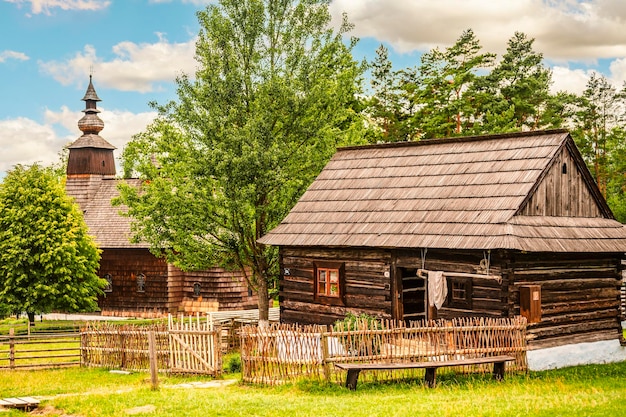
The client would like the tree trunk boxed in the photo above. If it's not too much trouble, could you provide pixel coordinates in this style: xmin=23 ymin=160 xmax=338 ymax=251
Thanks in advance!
xmin=257 ymin=274 xmax=270 ymax=325
xmin=27 ymin=312 xmax=35 ymax=326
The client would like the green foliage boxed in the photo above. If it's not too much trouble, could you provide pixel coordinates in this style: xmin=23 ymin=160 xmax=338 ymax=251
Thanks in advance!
xmin=333 ymin=312 xmax=381 ymax=332
xmin=116 ymin=0 xmax=366 ymax=319
xmin=333 ymin=312 xmax=382 ymax=355
xmin=222 ymin=352 xmax=242 ymax=374
xmin=413 ymin=29 xmax=495 ymax=138
xmin=0 ymin=164 xmax=105 ymax=315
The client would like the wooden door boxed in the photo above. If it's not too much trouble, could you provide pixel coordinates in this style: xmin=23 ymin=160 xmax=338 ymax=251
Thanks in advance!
xmin=397 ymin=268 xmax=428 ymax=322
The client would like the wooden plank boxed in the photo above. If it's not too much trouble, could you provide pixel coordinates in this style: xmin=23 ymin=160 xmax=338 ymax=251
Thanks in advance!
xmin=0 ymin=397 xmax=40 ymax=410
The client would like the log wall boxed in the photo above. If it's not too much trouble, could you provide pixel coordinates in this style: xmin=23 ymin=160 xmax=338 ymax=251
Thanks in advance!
xmin=508 ymin=252 xmax=623 ymax=348
xmin=396 ymin=249 xmax=507 ymax=320
xmin=98 ymin=248 xmax=169 ymax=317
xmin=279 ymin=247 xmax=623 ymax=349
xmin=280 ymin=247 xmax=392 ymax=325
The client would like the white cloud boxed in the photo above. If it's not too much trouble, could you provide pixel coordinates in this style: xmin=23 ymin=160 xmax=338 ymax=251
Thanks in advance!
xmin=608 ymin=58 xmax=626 ymax=88
xmin=5 ymin=0 xmax=110 ymax=15
xmin=39 ymin=35 xmax=197 ymax=93
xmin=0 ymin=108 xmax=156 ymax=174
xmin=329 ymin=0 xmax=626 ymax=61
xmin=0 ymin=117 xmax=70 ymax=173
xmin=550 ymin=66 xmax=593 ymax=95
xmin=0 ymin=50 xmax=29 ymax=63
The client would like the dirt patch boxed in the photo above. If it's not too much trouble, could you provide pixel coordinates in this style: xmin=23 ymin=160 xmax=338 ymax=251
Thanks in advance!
xmin=125 ymin=405 xmax=156 ymax=415
xmin=29 ymin=404 xmax=83 ymax=417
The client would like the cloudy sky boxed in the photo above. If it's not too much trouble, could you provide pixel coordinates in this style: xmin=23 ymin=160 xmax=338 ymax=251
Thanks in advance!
xmin=2 ymin=0 xmax=626 ymax=176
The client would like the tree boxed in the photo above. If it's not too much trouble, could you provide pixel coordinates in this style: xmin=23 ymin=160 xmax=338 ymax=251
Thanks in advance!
xmin=365 ymin=44 xmax=414 ymax=142
xmin=472 ymin=32 xmax=554 ymax=132
xmin=0 ymin=164 xmax=104 ymax=322
xmin=117 ymin=0 xmax=366 ymax=320
xmin=413 ymin=29 xmax=495 ymax=138
xmin=572 ymin=73 xmax=626 ymax=197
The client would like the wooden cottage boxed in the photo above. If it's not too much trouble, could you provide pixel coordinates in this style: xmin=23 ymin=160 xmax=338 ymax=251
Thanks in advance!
xmin=65 ymin=77 xmax=256 ymax=317
xmin=259 ymin=129 xmax=626 ymax=369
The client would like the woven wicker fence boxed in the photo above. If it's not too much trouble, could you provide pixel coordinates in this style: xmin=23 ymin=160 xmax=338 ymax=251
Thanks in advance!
xmin=81 ymin=323 xmax=170 ymax=371
xmin=81 ymin=316 xmax=222 ymax=376
xmin=241 ymin=316 xmax=527 ymax=385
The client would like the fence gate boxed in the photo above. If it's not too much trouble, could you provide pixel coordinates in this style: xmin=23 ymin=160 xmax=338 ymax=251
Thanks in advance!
xmin=168 ymin=315 xmax=221 ymax=376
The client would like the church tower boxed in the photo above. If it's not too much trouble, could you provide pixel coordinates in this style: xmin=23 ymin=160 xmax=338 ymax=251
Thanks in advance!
xmin=66 ymin=76 xmax=116 ymax=208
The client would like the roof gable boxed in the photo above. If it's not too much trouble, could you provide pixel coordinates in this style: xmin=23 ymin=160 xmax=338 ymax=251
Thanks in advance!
xmin=516 ymin=136 xmax=613 ymax=219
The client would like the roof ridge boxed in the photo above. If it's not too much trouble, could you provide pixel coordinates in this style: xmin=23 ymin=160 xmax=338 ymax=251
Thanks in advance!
xmin=338 ymin=129 xmax=569 ymax=152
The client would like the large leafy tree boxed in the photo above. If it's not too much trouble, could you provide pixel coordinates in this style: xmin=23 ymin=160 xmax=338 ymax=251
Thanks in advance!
xmin=0 ymin=164 xmax=104 ymax=321
xmin=117 ymin=0 xmax=365 ymax=320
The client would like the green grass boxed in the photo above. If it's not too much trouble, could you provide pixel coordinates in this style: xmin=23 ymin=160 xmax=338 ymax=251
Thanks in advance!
xmin=1 ymin=361 xmax=625 ymax=416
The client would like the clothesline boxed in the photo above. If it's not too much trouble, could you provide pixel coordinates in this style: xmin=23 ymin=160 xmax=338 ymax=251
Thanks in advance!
xmin=417 ymin=269 xmax=503 ymax=285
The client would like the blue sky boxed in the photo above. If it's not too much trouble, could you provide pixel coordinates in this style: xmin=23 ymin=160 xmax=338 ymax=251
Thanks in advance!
xmin=2 ymin=0 xmax=626 ymax=175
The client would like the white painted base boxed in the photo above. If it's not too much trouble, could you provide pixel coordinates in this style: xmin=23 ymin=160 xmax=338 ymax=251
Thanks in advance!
xmin=527 ymin=339 xmax=626 ymax=371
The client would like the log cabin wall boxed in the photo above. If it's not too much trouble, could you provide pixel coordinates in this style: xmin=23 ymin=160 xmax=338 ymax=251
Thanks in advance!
xmin=508 ymin=252 xmax=623 ymax=349
xmin=97 ymin=248 xmax=169 ymax=317
xmin=280 ymin=247 xmax=392 ymax=325
xmin=395 ymin=249 xmax=508 ymax=320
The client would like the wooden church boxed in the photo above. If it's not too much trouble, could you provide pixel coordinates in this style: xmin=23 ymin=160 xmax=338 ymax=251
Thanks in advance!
xmin=259 ymin=130 xmax=626 ymax=368
xmin=65 ymin=77 xmax=257 ymax=317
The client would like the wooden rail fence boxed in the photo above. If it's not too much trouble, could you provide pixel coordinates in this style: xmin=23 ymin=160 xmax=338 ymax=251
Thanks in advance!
xmin=0 ymin=328 xmax=80 ymax=370
xmin=241 ymin=316 xmax=528 ymax=385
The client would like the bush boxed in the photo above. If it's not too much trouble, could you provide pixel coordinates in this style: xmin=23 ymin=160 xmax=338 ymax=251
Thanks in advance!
xmin=333 ymin=312 xmax=382 ymax=356
xmin=223 ymin=352 xmax=242 ymax=374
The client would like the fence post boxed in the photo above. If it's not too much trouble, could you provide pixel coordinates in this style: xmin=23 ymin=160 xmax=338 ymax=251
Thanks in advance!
xmin=321 ymin=329 xmax=331 ymax=381
xmin=9 ymin=328 xmax=15 ymax=369
xmin=119 ymin=331 xmax=126 ymax=369
xmin=148 ymin=331 xmax=159 ymax=390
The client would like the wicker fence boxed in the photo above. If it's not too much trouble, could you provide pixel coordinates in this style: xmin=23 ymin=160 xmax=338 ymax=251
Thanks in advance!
xmin=81 ymin=323 xmax=170 ymax=371
xmin=241 ymin=316 xmax=528 ymax=385
xmin=81 ymin=315 xmax=222 ymax=376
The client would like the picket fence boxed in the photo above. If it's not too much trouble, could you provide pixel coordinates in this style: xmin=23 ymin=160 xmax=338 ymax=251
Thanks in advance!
xmin=240 ymin=316 xmax=528 ymax=385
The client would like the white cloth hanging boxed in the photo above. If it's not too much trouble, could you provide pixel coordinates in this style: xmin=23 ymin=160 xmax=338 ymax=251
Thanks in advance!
xmin=428 ymin=270 xmax=447 ymax=309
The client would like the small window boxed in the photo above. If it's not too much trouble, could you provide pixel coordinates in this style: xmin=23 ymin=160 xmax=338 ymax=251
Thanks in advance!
xmin=136 ymin=273 xmax=146 ymax=293
xmin=447 ymin=276 xmax=472 ymax=309
xmin=104 ymin=274 xmax=113 ymax=293
xmin=314 ymin=262 xmax=345 ymax=305
xmin=562 ymin=163 xmax=567 ymax=174
xmin=193 ymin=282 xmax=201 ymax=297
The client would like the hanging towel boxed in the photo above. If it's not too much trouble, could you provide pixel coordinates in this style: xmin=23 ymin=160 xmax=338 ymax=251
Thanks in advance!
xmin=428 ymin=271 xmax=447 ymax=309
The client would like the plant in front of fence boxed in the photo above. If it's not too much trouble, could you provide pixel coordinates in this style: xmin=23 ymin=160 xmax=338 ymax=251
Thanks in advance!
xmin=333 ymin=313 xmax=383 ymax=357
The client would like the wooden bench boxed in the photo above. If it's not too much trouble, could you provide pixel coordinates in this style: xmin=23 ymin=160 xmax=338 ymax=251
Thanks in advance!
xmin=333 ymin=355 xmax=516 ymax=390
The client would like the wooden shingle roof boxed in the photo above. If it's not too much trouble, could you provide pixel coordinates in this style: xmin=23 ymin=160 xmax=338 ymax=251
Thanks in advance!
xmin=259 ymin=130 xmax=626 ymax=252
xmin=79 ymin=178 xmax=149 ymax=249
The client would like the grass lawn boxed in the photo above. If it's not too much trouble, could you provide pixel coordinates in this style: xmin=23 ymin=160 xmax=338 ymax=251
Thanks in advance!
xmin=0 ymin=361 xmax=625 ymax=416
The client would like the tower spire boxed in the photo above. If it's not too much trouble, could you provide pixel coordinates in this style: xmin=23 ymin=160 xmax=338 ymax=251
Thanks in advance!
xmin=66 ymin=76 xmax=116 ymax=177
